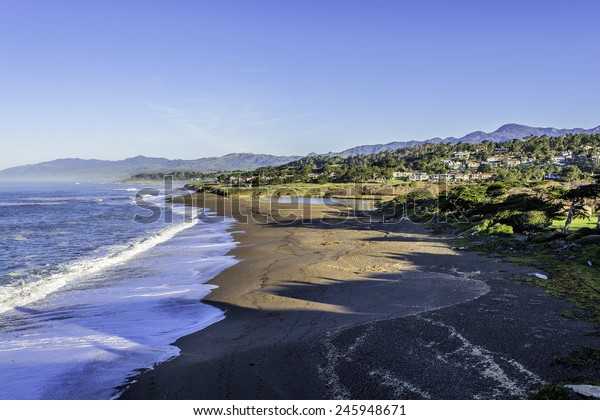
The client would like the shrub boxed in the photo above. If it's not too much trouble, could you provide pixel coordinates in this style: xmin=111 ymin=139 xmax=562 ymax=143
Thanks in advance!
xmin=475 ymin=219 xmax=494 ymax=233
xmin=575 ymin=227 xmax=596 ymax=236
xmin=487 ymin=223 xmax=514 ymax=236
xmin=476 ymin=220 xmax=514 ymax=236
xmin=565 ymin=233 xmax=580 ymax=242
xmin=493 ymin=209 xmax=550 ymax=233
xmin=519 ymin=210 xmax=552 ymax=231
xmin=575 ymin=235 xmax=600 ymax=246
xmin=566 ymin=227 xmax=597 ymax=242
xmin=486 ymin=182 xmax=509 ymax=198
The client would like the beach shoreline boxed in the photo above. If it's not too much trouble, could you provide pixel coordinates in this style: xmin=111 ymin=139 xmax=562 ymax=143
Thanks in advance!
xmin=120 ymin=194 xmax=600 ymax=399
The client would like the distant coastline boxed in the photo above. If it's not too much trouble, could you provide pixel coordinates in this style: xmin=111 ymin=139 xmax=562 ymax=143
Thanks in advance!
xmin=2 ymin=123 xmax=598 ymax=183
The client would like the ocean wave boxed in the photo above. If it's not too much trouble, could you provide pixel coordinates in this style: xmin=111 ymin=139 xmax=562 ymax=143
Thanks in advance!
xmin=0 ymin=218 xmax=200 ymax=315
xmin=0 ymin=202 xmax=68 ymax=207
xmin=0 ymin=215 xmax=239 ymax=399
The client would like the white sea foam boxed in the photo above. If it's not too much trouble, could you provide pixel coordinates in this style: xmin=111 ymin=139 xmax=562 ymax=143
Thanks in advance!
xmin=0 ymin=183 xmax=239 ymax=399
xmin=0 ymin=202 xmax=67 ymax=206
xmin=0 ymin=214 xmax=239 ymax=399
xmin=0 ymin=217 xmax=198 ymax=315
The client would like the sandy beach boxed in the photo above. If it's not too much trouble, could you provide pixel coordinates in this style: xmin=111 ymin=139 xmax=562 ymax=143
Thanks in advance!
xmin=121 ymin=194 xmax=600 ymax=399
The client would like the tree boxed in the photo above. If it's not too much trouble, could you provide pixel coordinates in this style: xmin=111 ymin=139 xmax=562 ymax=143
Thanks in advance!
xmin=477 ymin=163 xmax=493 ymax=173
xmin=216 ymin=173 xmax=229 ymax=184
xmin=561 ymin=182 xmax=600 ymax=233
xmin=438 ymin=184 xmax=488 ymax=219
xmin=480 ymin=193 xmax=561 ymax=233
xmin=561 ymin=165 xmax=583 ymax=182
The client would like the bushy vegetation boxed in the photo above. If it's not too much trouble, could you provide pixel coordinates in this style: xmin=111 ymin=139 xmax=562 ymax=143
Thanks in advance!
xmin=266 ymin=133 xmax=600 ymax=185
xmin=391 ymin=174 xmax=600 ymax=235
xmin=131 ymin=133 xmax=600 ymax=184
xmin=475 ymin=220 xmax=514 ymax=236
xmin=144 ymin=133 xmax=600 ymax=239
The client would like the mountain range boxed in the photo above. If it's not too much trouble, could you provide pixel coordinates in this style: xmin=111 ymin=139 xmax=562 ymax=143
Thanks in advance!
xmin=328 ymin=123 xmax=600 ymax=157
xmin=0 ymin=153 xmax=301 ymax=182
xmin=1 ymin=123 xmax=599 ymax=181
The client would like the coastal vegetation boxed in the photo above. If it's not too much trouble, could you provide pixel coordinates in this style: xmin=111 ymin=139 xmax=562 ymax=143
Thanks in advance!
xmin=148 ymin=133 xmax=600 ymax=329
xmin=133 ymin=133 xmax=600 ymax=185
xmin=383 ymin=173 xmax=600 ymax=329
xmin=171 ymin=133 xmax=600 ymax=242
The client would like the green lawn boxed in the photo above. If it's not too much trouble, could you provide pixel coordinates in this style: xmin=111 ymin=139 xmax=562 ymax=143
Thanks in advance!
xmin=551 ymin=217 xmax=598 ymax=230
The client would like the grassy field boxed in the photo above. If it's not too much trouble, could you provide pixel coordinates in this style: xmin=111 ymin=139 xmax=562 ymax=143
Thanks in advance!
xmin=551 ymin=217 xmax=598 ymax=230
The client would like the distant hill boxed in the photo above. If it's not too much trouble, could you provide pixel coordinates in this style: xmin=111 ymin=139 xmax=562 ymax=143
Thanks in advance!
xmin=2 ymin=123 xmax=599 ymax=181
xmin=0 ymin=153 xmax=301 ymax=182
xmin=331 ymin=123 xmax=600 ymax=157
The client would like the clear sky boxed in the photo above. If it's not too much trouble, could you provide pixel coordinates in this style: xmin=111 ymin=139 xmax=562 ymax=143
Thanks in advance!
xmin=1 ymin=0 xmax=599 ymax=169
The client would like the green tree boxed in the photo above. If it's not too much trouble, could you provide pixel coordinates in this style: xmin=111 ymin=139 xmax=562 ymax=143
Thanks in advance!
xmin=562 ymin=182 xmax=600 ymax=232
xmin=561 ymin=165 xmax=583 ymax=182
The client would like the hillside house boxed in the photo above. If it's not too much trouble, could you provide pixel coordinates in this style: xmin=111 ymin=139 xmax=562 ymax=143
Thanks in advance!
xmin=393 ymin=171 xmax=413 ymax=179
xmin=431 ymin=173 xmax=450 ymax=182
xmin=485 ymin=157 xmax=502 ymax=167
xmin=409 ymin=172 xmax=430 ymax=182
xmin=452 ymin=151 xmax=471 ymax=160
xmin=471 ymin=173 xmax=493 ymax=181
xmin=550 ymin=156 xmax=567 ymax=166
xmin=559 ymin=151 xmax=573 ymax=158
xmin=445 ymin=160 xmax=462 ymax=170
xmin=506 ymin=158 xmax=522 ymax=167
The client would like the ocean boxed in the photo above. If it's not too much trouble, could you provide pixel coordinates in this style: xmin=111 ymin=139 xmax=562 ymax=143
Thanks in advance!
xmin=0 ymin=182 xmax=238 ymax=399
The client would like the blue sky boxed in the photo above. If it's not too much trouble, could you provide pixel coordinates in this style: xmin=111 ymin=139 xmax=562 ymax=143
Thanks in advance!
xmin=1 ymin=0 xmax=599 ymax=169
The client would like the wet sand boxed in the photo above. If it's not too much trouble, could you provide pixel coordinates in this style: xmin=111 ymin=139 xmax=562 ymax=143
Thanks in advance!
xmin=121 ymin=194 xmax=600 ymax=399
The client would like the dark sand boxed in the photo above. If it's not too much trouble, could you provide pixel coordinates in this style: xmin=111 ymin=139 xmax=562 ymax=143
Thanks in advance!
xmin=121 ymin=195 xmax=600 ymax=399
